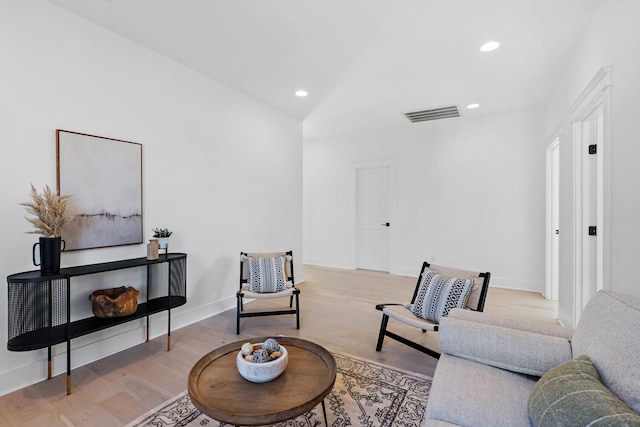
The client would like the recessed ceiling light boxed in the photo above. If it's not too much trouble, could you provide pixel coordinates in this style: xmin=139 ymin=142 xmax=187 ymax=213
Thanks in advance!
xmin=295 ymin=90 xmax=308 ymax=97
xmin=466 ymin=103 xmax=480 ymax=109
xmin=479 ymin=41 xmax=500 ymax=52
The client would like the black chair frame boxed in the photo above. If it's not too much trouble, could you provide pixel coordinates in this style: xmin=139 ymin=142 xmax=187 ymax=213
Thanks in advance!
xmin=236 ymin=250 xmax=300 ymax=334
xmin=375 ymin=261 xmax=491 ymax=359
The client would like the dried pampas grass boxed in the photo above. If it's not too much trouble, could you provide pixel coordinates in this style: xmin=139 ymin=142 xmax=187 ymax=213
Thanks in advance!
xmin=20 ymin=184 xmax=74 ymax=237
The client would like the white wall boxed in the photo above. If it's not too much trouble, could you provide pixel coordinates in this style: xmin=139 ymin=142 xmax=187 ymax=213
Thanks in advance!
xmin=304 ymin=109 xmax=545 ymax=291
xmin=543 ymin=0 xmax=640 ymax=325
xmin=0 ymin=1 xmax=302 ymax=396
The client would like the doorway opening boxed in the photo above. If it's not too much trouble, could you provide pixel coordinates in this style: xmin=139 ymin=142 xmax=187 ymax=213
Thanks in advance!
xmin=570 ymin=66 xmax=612 ymax=326
xmin=546 ymin=135 xmax=560 ymax=301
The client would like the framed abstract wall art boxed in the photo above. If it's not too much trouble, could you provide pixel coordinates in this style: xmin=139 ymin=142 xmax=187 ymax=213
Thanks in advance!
xmin=56 ymin=130 xmax=143 ymax=250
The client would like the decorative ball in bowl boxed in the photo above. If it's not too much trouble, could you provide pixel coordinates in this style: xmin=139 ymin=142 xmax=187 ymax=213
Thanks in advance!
xmin=236 ymin=338 xmax=288 ymax=383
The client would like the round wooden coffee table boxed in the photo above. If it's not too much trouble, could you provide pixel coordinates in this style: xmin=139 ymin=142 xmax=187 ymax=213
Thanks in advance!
xmin=188 ymin=337 xmax=336 ymax=426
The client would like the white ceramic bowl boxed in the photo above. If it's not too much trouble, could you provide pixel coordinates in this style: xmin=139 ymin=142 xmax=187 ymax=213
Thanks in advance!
xmin=236 ymin=343 xmax=288 ymax=383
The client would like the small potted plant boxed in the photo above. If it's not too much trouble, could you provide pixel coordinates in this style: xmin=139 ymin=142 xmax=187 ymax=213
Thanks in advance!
xmin=152 ymin=227 xmax=172 ymax=249
xmin=20 ymin=184 xmax=74 ymax=275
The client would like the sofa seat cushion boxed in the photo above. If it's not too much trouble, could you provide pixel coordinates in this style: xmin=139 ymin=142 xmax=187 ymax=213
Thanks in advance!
xmin=425 ymin=354 xmax=536 ymax=427
xmin=528 ymin=355 xmax=640 ymax=427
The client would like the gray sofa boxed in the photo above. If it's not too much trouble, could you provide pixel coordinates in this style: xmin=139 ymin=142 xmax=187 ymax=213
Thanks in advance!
xmin=424 ymin=290 xmax=640 ymax=426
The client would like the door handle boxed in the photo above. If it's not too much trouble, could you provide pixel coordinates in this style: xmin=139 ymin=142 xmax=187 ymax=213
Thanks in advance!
xmin=555 ymin=229 xmax=559 ymax=234
xmin=381 ymin=222 xmax=390 ymax=227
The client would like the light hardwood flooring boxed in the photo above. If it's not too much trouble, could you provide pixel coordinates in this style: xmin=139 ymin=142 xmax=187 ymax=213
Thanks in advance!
xmin=0 ymin=265 xmax=558 ymax=426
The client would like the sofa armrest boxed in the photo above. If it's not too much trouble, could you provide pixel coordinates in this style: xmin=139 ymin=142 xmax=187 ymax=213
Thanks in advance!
xmin=439 ymin=316 xmax=573 ymax=377
xmin=448 ymin=308 xmax=574 ymax=340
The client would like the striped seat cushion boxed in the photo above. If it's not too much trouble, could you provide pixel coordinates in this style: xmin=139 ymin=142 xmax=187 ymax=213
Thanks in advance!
xmin=410 ymin=270 xmax=472 ymax=322
xmin=245 ymin=256 xmax=291 ymax=293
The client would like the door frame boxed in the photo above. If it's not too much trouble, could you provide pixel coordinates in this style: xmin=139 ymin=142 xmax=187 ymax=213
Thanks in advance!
xmin=545 ymin=130 xmax=561 ymax=301
xmin=349 ymin=163 xmax=396 ymax=272
xmin=569 ymin=66 xmax=612 ymax=325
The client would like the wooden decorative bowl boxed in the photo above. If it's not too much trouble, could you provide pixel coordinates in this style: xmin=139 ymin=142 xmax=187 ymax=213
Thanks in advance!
xmin=89 ymin=286 xmax=139 ymax=318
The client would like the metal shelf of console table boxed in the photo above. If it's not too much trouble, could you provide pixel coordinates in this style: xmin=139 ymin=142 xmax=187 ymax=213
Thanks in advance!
xmin=6 ymin=253 xmax=187 ymax=395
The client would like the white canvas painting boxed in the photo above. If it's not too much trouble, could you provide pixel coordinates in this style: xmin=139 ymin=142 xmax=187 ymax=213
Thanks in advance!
xmin=57 ymin=130 xmax=142 ymax=250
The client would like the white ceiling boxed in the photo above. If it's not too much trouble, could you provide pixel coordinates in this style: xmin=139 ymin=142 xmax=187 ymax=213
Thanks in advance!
xmin=45 ymin=0 xmax=601 ymax=126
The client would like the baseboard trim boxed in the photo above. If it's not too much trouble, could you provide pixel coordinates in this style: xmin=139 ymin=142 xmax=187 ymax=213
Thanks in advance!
xmin=308 ymin=262 xmax=544 ymax=294
xmin=303 ymin=257 xmax=354 ymax=270
xmin=0 ymin=297 xmax=236 ymax=397
xmin=487 ymin=276 xmax=544 ymax=293
xmin=558 ymin=307 xmax=573 ymax=328
xmin=390 ymin=266 xmax=420 ymax=277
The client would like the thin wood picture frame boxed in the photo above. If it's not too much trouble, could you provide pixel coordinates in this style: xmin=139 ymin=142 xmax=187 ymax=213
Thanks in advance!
xmin=56 ymin=129 xmax=143 ymax=251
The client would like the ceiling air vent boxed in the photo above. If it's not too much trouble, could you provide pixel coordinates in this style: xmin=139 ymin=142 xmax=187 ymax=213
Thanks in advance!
xmin=404 ymin=105 xmax=460 ymax=123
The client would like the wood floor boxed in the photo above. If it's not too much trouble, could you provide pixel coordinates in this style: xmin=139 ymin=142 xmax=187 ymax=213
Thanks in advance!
xmin=0 ymin=265 xmax=558 ymax=426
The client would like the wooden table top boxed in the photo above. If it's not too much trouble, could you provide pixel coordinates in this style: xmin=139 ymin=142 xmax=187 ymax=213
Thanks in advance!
xmin=188 ymin=336 xmax=336 ymax=426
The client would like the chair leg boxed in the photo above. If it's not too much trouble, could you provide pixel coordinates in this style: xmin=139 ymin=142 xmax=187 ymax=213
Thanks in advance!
xmin=376 ymin=313 xmax=390 ymax=351
xmin=295 ymin=292 xmax=300 ymax=329
xmin=289 ymin=295 xmax=294 ymax=308
xmin=236 ymin=295 xmax=241 ymax=334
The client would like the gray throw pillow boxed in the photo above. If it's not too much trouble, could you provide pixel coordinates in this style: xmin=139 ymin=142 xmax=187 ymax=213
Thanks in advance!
xmin=528 ymin=355 xmax=640 ymax=427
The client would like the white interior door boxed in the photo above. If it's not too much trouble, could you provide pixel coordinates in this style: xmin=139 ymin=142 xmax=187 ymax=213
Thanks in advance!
xmin=356 ymin=167 xmax=390 ymax=271
xmin=546 ymin=138 xmax=560 ymax=301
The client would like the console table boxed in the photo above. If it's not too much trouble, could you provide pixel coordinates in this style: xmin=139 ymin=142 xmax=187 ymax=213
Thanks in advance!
xmin=6 ymin=253 xmax=187 ymax=394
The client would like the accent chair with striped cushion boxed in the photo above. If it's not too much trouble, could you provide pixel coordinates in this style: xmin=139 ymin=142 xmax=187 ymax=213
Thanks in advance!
xmin=236 ymin=251 xmax=299 ymax=334
xmin=375 ymin=262 xmax=491 ymax=359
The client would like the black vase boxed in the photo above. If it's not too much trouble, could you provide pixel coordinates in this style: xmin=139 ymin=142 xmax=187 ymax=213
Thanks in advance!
xmin=32 ymin=237 xmax=65 ymax=276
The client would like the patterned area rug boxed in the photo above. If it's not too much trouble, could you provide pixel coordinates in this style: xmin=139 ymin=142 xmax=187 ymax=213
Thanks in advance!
xmin=127 ymin=352 xmax=431 ymax=427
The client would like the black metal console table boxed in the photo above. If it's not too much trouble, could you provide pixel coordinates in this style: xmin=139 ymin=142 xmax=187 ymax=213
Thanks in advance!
xmin=6 ymin=253 xmax=187 ymax=394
